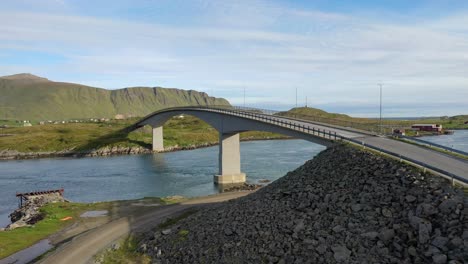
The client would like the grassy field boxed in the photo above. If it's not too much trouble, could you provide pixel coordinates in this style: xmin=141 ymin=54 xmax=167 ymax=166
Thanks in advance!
xmin=0 ymin=202 xmax=109 ymax=259
xmin=1 ymin=107 xmax=465 ymax=154
xmin=0 ymin=116 xmax=286 ymax=154
xmin=0 ymin=196 xmax=183 ymax=260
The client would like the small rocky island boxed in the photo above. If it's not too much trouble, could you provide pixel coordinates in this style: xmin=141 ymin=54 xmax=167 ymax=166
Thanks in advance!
xmin=139 ymin=145 xmax=467 ymax=263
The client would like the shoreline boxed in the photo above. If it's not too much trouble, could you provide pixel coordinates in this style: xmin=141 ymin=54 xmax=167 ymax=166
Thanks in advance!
xmin=0 ymin=136 xmax=290 ymax=161
xmin=0 ymin=190 xmax=256 ymax=263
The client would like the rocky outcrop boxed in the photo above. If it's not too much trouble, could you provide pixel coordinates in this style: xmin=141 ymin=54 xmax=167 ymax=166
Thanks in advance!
xmin=0 ymin=137 xmax=287 ymax=160
xmin=0 ymin=146 xmax=152 ymax=160
xmin=139 ymin=145 xmax=467 ymax=263
xmin=6 ymin=193 xmax=66 ymax=230
xmin=81 ymin=146 xmax=152 ymax=157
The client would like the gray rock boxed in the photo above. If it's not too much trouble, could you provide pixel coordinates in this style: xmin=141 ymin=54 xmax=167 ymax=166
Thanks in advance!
xmin=379 ymin=229 xmax=395 ymax=243
xmin=408 ymin=246 xmax=417 ymax=256
xmin=432 ymin=254 xmax=447 ymax=264
xmin=431 ymin=236 xmax=449 ymax=249
xmin=361 ymin=231 xmax=379 ymax=240
xmin=409 ymin=215 xmax=422 ymax=230
xmin=351 ymin=204 xmax=362 ymax=212
xmin=382 ymin=208 xmax=393 ymax=218
xmin=161 ymin=229 xmax=172 ymax=235
xmin=405 ymin=195 xmax=417 ymax=202
xmin=419 ymin=220 xmax=432 ymax=244
xmin=438 ymin=199 xmax=457 ymax=214
xmin=316 ymin=244 xmax=327 ymax=255
xmin=447 ymin=237 xmax=462 ymax=249
xmin=332 ymin=225 xmax=344 ymax=233
xmin=331 ymin=245 xmax=351 ymax=262
xmin=224 ymin=228 xmax=233 ymax=236
xmin=294 ymin=221 xmax=305 ymax=234
xmin=135 ymin=146 xmax=466 ymax=263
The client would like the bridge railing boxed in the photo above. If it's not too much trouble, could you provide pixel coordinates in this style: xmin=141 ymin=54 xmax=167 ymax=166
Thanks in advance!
xmin=145 ymin=104 xmax=408 ymax=135
xmin=394 ymin=135 xmax=468 ymax=157
xmin=136 ymin=105 xmax=467 ymax=185
xmin=194 ymin=106 xmax=468 ymax=185
xmin=346 ymin=137 xmax=467 ymax=185
xmin=199 ymin=106 xmax=344 ymax=142
xmin=191 ymin=105 xmax=392 ymax=135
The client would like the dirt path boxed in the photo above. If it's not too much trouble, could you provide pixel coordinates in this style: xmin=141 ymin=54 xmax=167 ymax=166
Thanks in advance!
xmin=38 ymin=191 xmax=253 ymax=264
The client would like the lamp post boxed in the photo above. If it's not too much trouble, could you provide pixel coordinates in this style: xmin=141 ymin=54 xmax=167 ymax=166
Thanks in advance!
xmin=243 ymin=87 xmax=246 ymax=108
xmin=295 ymin=87 xmax=298 ymax=108
xmin=378 ymin=83 xmax=383 ymax=134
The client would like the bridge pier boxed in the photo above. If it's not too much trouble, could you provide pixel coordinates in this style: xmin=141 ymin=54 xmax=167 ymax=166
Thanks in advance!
xmin=152 ymin=126 xmax=164 ymax=152
xmin=214 ymin=132 xmax=246 ymax=185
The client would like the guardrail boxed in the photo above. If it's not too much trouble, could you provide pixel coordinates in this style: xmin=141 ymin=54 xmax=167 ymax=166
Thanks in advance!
xmin=395 ymin=135 xmax=468 ymax=157
xmin=347 ymin=137 xmax=467 ymax=185
xmin=205 ymin=107 xmax=343 ymax=142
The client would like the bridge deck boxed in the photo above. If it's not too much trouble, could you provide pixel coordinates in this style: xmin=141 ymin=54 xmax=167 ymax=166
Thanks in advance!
xmin=137 ymin=106 xmax=468 ymax=184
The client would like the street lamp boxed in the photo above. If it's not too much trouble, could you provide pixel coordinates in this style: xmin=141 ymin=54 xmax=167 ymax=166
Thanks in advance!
xmin=378 ymin=83 xmax=383 ymax=134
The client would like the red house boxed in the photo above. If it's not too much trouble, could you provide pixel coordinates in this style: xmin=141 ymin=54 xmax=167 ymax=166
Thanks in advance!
xmin=411 ymin=124 xmax=442 ymax=132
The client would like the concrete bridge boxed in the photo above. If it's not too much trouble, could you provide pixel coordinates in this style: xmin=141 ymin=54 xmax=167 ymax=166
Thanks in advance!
xmin=135 ymin=106 xmax=468 ymax=186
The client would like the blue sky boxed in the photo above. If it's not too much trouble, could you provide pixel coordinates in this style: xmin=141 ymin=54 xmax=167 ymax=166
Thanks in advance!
xmin=1 ymin=0 xmax=467 ymax=117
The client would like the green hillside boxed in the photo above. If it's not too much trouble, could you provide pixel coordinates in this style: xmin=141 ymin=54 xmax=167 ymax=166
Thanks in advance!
xmin=278 ymin=107 xmax=352 ymax=119
xmin=0 ymin=73 xmax=229 ymax=121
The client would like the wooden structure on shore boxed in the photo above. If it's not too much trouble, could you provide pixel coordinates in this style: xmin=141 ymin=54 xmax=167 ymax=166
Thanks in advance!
xmin=16 ymin=188 xmax=64 ymax=208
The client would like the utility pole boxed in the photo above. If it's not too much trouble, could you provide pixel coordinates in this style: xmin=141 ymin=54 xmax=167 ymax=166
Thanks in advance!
xmin=305 ymin=96 xmax=308 ymax=108
xmin=295 ymin=87 xmax=298 ymax=108
xmin=378 ymin=83 xmax=383 ymax=135
xmin=243 ymin=87 xmax=246 ymax=108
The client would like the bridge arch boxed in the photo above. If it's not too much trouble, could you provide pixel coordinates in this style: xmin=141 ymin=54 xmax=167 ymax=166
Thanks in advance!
xmin=135 ymin=107 xmax=336 ymax=185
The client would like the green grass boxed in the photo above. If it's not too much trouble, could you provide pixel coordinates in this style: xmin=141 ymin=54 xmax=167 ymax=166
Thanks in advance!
xmin=0 ymin=202 xmax=109 ymax=259
xmin=178 ymin=229 xmax=189 ymax=236
xmin=0 ymin=116 xmax=286 ymax=153
xmin=96 ymin=236 xmax=151 ymax=264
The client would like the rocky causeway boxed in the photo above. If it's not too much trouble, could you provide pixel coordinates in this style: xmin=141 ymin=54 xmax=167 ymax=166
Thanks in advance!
xmin=139 ymin=145 xmax=467 ymax=263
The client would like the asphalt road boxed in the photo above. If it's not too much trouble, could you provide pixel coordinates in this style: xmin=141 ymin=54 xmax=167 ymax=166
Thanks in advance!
xmin=207 ymin=108 xmax=468 ymax=182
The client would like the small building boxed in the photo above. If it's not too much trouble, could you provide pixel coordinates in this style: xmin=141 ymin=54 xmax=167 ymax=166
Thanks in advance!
xmin=23 ymin=123 xmax=32 ymax=127
xmin=393 ymin=129 xmax=405 ymax=136
xmin=114 ymin=114 xmax=125 ymax=120
xmin=411 ymin=124 xmax=442 ymax=132
xmin=39 ymin=121 xmax=45 ymax=125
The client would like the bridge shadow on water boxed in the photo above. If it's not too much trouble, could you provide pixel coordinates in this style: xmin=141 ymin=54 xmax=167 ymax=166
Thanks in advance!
xmin=73 ymin=125 xmax=151 ymax=154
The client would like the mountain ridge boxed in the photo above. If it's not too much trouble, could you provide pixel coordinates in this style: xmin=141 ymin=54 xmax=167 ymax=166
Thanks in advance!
xmin=0 ymin=73 xmax=230 ymax=121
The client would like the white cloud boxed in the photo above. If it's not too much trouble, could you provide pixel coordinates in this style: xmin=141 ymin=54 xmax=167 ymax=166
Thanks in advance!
xmin=0 ymin=1 xmax=467 ymax=116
